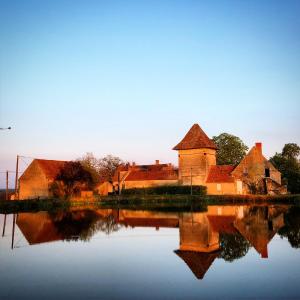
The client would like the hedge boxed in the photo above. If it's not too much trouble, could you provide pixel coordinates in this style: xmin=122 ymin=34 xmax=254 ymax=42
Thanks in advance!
xmin=120 ymin=185 xmax=207 ymax=196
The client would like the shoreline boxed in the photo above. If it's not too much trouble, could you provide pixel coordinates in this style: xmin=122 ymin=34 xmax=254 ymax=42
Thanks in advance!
xmin=0 ymin=194 xmax=299 ymax=214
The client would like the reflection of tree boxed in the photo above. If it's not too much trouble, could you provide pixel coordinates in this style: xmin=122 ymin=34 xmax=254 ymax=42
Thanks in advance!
xmin=219 ymin=232 xmax=251 ymax=262
xmin=51 ymin=210 xmax=122 ymax=242
xmin=279 ymin=207 xmax=300 ymax=248
xmin=93 ymin=214 xmax=121 ymax=235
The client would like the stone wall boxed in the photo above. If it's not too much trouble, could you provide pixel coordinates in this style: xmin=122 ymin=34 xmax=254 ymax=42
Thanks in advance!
xmin=18 ymin=161 xmax=49 ymax=200
xmin=178 ymin=148 xmax=216 ymax=185
xmin=124 ymin=179 xmax=178 ymax=189
xmin=206 ymin=182 xmax=240 ymax=195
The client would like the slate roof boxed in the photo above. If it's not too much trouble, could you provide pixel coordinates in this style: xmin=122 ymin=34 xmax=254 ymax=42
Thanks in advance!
xmin=206 ymin=165 xmax=235 ymax=183
xmin=173 ymin=124 xmax=217 ymax=150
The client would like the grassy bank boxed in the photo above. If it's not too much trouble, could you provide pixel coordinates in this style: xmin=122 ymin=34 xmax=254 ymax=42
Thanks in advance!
xmin=0 ymin=194 xmax=299 ymax=214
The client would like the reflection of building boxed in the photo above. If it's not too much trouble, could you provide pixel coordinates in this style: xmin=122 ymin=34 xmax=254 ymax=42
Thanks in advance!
xmin=117 ymin=210 xmax=179 ymax=230
xmin=13 ymin=205 xmax=288 ymax=279
xmin=174 ymin=212 xmax=220 ymax=279
xmin=234 ymin=206 xmax=286 ymax=258
xmin=17 ymin=212 xmax=62 ymax=245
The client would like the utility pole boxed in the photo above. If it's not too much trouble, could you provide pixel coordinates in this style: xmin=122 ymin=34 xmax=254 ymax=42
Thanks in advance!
xmin=6 ymin=170 xmax=9 ymax=200
xmin=2 ymin=215 xmax=6 ymax=237
xmin=11 ymin=214 xmax=16 ymax=249
xmin=14 ymin=155 xmax=19 ymax=200
xmin=118 ymin=171 xmax=121 ymax=195
xmin=190 ymin=167 xmax=193 ymax=195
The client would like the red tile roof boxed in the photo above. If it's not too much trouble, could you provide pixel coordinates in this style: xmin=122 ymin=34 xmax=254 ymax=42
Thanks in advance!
xmin=206 ymin=165 xmax=235 ymax=183
xmin=207 ymin=215 xmax=237 ymax=234
xmin=174 ymin=250 xmax=219 ymax=280
xmin=35 ymin=159 xmax=67 ymax=180
xmin=125 ymin=169 xmax=178 ymax=181
xmin=173 ymin=124 xmax=217 ymax=150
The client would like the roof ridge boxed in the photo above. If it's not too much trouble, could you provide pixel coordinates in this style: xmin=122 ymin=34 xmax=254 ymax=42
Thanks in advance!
xmin=173 ymin=123 xmax=217 ymax=150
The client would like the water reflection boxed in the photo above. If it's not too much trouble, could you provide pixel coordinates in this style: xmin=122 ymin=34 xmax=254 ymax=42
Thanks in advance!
xmin=3 ymin=204 xmax=300 ymax=280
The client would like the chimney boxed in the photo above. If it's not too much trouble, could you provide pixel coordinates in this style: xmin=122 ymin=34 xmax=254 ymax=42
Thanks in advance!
xmin=155 ymin=160 xmax=159 ymax=165
xmin=132 ymin=162 xmax=136 ymax=167
xmin=255 ymin=142 xmax=262 ymax=154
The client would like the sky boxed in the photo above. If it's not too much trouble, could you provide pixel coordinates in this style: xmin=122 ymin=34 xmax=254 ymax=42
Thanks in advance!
xmin=0 ymin=0 xmax=299 ymax=187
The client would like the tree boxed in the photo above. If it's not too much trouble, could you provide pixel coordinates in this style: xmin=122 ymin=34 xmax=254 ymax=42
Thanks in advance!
xmin=77 ymin=152 xmax=100 ymax=186
xmin=270 ymin=143 xmax=300 ymax=194
xmin=98 ymin=155 xmax=124 ymax=183
xmin=77 ymin=153 xmax=124 ymax=184
xmin=54 ymin=161 xmax=94 ymax=197
xmin=212 ymin=133 xmax=249 ymax=165
xmin=282 ymin=143 xmax=300 ymax=159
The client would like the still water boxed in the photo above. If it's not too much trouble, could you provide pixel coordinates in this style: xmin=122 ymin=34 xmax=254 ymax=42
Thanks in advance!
xmin=0 ymin=204 xmax=300 ymax=299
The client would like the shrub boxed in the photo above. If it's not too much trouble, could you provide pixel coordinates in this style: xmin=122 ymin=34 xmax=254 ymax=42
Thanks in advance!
xmin=121 ymin=185 xmax=206 ymax=196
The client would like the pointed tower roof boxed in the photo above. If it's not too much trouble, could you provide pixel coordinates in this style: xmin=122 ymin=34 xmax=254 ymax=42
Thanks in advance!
xmin=173 ymin=124 xmax=217 ymax=150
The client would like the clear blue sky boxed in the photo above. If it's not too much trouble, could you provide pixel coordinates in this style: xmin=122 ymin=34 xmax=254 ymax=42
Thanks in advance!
xmin=0 ymin=0 xmax=299 ymax=187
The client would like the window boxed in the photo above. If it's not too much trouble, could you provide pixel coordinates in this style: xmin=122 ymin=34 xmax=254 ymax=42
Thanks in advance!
xmin=265 ymin=168 xmax=270 ymax=178
xmin=243 ymin=167 xmax=248 ymax=175
xmin=217 ymin=184 xmax=221 ymax=192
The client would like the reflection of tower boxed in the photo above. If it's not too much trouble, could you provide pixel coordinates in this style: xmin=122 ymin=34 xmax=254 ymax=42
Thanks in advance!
xmin=173 ymin=124 xmax=217 ymax=185
xmin=174 ymin=212 xmax=220 ymax=280
xmin=178 ymin=212 xmax=219 ymax=252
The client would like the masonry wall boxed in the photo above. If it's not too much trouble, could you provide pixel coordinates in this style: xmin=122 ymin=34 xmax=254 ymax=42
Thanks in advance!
xmin=124 ymin=179 xmax=178 ymax=189
xmin=206 ymin=182 xmax=240 ymax=195
xmin=178 ymin=148 xmax=216 ymax=185
xmin=232 ymin=146 xmax=281 ymax=185
xmin=97 ymin=182 xmax=113 ymax=196
xmin=18 ymin=161 xmax=49 ymax=200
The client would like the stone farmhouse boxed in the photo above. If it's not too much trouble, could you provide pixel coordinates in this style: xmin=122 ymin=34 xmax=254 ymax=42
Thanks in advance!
xmin=108 ymin=123 xmax=286 ymax=196
xmin=18 ymin=159 xmax=66 ymax=200
xmin=17 ymin=123 xmax=286 ymax=200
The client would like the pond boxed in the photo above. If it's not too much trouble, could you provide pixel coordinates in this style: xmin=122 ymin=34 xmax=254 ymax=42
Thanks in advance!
xmin=0 ymin=204 xmax=300 ymax=299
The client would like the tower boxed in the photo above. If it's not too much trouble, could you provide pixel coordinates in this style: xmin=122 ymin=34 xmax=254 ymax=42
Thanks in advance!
xmin=173 ymin=124 xmax=217 ymax=185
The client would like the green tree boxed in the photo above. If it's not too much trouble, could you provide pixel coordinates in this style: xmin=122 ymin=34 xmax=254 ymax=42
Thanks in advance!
xmin=270 ymin=143 xmax=300 ymax=194
xmin=77 ymin=152 xmax=100 ymax=186
xmin=212 ymin=133 xmax=249 ymax=165
xmin=55 ymin=161 xmax=94 ymax=197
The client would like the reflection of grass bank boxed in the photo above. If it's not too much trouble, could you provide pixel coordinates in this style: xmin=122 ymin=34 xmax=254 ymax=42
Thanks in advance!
xmin=0 ymin=199 xmax=72 ymax=214
xmin=0 ymin=194 xmax=299 ymax=214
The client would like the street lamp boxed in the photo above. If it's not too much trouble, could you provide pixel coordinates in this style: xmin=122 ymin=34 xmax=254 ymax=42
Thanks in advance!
xmin=0 ymin=127 xmax=11 ymax=130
